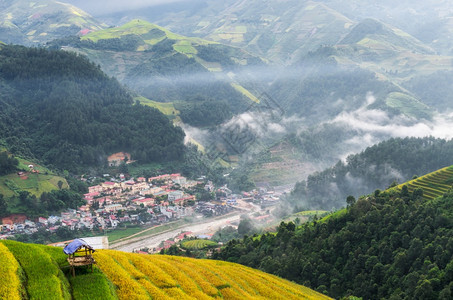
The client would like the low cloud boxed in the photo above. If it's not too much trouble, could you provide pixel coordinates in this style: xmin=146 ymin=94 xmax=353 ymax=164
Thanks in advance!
xmin=178 ymin=122 xmax=209 ymax=146
xmin=221 ymin=111 xmax=287 ymax=138
xmin=331 ymin=93 xmax=453 ymax=150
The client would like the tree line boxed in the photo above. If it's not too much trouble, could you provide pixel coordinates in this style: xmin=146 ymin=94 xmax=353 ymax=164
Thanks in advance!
xmin=214 ymin=187 xmax=453 ymax=299
xmin=0 ymin=151 xmax=18 ymax=176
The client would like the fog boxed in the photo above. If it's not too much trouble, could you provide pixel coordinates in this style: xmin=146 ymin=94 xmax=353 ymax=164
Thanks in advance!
xmin=56 ymin=0 xmax=453 ymax=187
xmin=171 ymin=69 xmax=453 ymax=176
xmin=331 ymin=93 xmax=453 ymax=152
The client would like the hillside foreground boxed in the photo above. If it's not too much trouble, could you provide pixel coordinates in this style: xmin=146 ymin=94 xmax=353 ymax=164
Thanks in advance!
xmin=0 ymin=240 xmax=330 ymax=299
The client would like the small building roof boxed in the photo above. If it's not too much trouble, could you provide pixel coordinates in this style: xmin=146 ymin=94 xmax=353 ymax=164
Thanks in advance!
xmin=63 ymin=239 xmax=95 ymax=255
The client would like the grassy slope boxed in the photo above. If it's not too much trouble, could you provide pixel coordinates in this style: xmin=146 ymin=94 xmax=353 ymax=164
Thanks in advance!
xmin=75 ymin=20 xmax=259 ymax=107
xmin=0 ymin=241 xmax=331 ymax=300
xmin=0 ymin=158 xmax=68 ymax=198
xmin=0 ymin=0 xmax=105 ymax=44
xmin=134 ymin=96 xmax=180 ymax=119
xmin=82 ymin=19 xmax=212 ymax=56
xmin=385 ymin=92 xmax=432 ymax=119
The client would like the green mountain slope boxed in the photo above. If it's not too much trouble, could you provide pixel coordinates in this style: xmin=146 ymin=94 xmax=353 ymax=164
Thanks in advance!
xmin=127 ymin=0 xmax=354 ymax=64
xmin=0 ymin=155 xmax=68 ymax=198
xmin=268 ymin=16 xmax=449 ymax=121
xmin=194 ymin=0 xmax=354 ymax=63
xmin=98 ymin=1 xmax=452 ymax=116
xmin=339 ymin=18 xmax=434 ymax=54
xmin=312 ymin=0 xmax=453 ymax=56
xmin=50 ymin=19 xmax=264 ymax=117
xmin=284 ymin=137 xmax=453 ymax=210
xmin=215 ymin=167 xmax=453 ymax=299
xmin=0 ymin=240 xmax=331 ymax=300
xmin=332 ymin=18 xmax=451 ymax=85
xmin=0 ymin=44 xmax=185 ymax=172
xmin=0 ymin=0 xmax=106 ymax=45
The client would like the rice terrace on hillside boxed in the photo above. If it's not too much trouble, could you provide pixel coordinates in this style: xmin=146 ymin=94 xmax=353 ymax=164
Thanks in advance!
xmin=181 ymin=239 xmax=218 ymax=250
xmin=395 ymin=165 xmax=453 ymax=200
xmin=0 ymin=240 xmax=332 ymax=299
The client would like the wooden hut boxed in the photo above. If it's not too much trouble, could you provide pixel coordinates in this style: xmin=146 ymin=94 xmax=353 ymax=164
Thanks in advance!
xmin=63 ymin=239 xmax=96 ymax=277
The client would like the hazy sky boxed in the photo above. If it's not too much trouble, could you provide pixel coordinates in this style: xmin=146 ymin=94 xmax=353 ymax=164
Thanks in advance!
xmin=62 ymin=0 xmax=194 ymax=15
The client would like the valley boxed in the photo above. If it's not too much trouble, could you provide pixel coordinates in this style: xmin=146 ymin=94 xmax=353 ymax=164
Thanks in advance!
xmin=110 ymin=211 xmax=243 ymax=253
xmin=0 ymin=0 xmax=453 ymax=299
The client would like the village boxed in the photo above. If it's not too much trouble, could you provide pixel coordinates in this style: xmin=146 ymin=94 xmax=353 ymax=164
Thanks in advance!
xmin=0 ymin=168 xmax=281 ymax=247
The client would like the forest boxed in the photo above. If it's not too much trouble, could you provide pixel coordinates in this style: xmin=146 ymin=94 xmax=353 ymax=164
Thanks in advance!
xmin=284 ymin=137 xmax=453 ymax=210
xmin=177 ymin=100 xmax=232 ymax=127
xmin=0 ymin=151 xmax=18 ymax=176
xmin=0 ymin=45 xmax=185 ymax=172
xmin=214 ymin=188 xmax=453 ymax=299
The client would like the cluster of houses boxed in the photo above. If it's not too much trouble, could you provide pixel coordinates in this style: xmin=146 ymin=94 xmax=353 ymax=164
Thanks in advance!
xmin=0 ymin=210 xmax=121 ymax=240
xmin=1 ymin=173 xmax=227 ymax=240
xmin=81 ymin=173 xmax=198 ymax=212
xmin=1 ymin=168 xmax=282 ymax=241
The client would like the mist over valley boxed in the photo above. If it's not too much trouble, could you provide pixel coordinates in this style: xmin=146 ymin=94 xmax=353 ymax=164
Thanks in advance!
xmin=1 ymin=2 xmax=453 ymax=299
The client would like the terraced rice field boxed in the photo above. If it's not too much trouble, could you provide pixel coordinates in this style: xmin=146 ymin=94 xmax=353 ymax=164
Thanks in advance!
xmin=0 ymin=241 xmax=331 ymax=299
xmin=396 ymin=165 xmax=453 ymax=200
xmin=181 ymin=239 xmax=218 ymax=250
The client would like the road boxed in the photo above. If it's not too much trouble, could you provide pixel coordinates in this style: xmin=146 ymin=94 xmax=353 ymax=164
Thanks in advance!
xmin=110 ymin=212 xmax=242 ymax=252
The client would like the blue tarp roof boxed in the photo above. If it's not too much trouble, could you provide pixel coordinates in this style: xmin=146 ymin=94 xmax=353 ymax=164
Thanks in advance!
xmin=63 ymin=239 xmax=94 ymax=255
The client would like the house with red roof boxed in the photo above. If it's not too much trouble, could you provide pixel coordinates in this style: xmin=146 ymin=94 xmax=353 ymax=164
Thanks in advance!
xmin=88 ymin=185 xmax=103 ymax=193
xmin=163 ymin=240 xmax=175 ymax=249
xmin=107 ymin=152 xmax=131 ymax=167
xmin=2 ymin=214 xmax=27 ymax=226
xmin=132 ymin=198 xmax=155 ymax=207
xmin=78 ymin=205 xmax=90 ymax=212
xmin=148 ymin=174 xmax=171 ymax=182
xmin=175 ymin=231 xmax=193 ymax=241
xmin=102 ymin=181 xmax=118 ymax=189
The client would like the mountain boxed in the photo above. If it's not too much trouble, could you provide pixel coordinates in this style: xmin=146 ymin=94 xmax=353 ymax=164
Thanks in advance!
xmin=268 ymin=16 xmax=450 ymax=122
xmin=0 ymin=44 xmax=185 ymax=172
xmin=0 ymin=0 xmax=106 ymax=45
xmin=175 ymin=0 xmax=354 ymax=63
xmin=87 ymin=3 xmax=453 ymax=196
xmin=80 ymin=1 xmax=453 ymax=114
xmin=331 ymin=18 xmax=452 ymax=88
xmin=49 ymin=19 xmax=265 ymax=118
xmin=317 ymin=0 xmax=453 ymax=56
xmin=78 ymin=0 xmax=354 ymax=64
xmin=338 ymin=18 xmax=434 ymax=55
xmin=0 ymin=240 xmax=331 ymax=299
xmin=214 ymin=167 xmax=453 ymax=299
xmin=8 ymin=1 xmax=451 ymax=191
xmin=131 ymin=0 xmax=453 ymax=57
